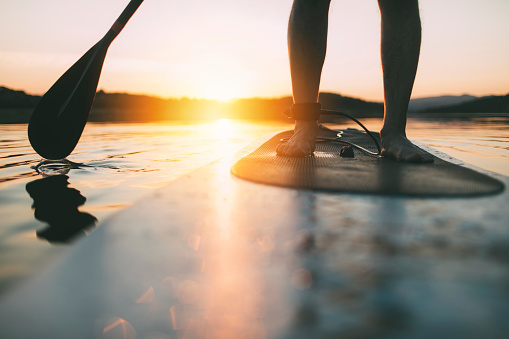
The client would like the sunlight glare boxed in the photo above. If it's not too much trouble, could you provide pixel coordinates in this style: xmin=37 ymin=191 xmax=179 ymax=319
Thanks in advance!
xmin=200 ymin=75 xmax=245 ymax=102
xmin=202 ymin=81 xmax=240 ymax=102
xmin=102 ymin=317 xmax=136 ymax=339
xmin=190 ymin=53 xmax=252 ymax=101
xmin=211 ymin=119 xmax=234 ymax=140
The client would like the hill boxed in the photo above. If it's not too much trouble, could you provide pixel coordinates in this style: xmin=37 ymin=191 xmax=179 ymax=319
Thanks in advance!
xmin=318 ymin=92 xmax=383 ymax=118
xmin=408 ymin=94 xmax=478 ymax=112
xmin=0 ymin=86 xmax=41 ymax=123
xmin=419 ymin=93 xmax=509 ymax=113
xmin=0 ymin=86 xmax=384 ymax=123
xmin=0 ymin=86 xmax=40 ymax=108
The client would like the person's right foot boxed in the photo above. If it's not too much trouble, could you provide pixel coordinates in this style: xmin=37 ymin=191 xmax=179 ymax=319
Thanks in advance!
xmin=276 ymin=120 xmax=318 ymax=157
xmin=380 ymin=133 xmax=434 ymax=163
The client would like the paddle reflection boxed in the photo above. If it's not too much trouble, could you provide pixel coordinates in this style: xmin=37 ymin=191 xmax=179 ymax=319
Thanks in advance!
xmin=26 ymin=175 xmax=97 ymax=243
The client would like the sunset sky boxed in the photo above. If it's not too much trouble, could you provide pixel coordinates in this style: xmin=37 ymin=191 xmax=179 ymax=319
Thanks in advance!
xmin=1 ymin=0 xmax=508 ymax=101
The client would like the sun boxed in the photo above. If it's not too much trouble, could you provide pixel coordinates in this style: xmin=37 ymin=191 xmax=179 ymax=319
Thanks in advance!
xmin=202 ymin=81 xmax=240 ymax=102
xmin=199 ymin=71 xmax=247 ymax=102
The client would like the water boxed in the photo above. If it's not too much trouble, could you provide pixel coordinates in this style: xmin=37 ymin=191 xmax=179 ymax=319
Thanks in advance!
xmin=0 ymin=120 xmax=290 ymax=294
xmin=1 ymin=116 xmax=508 ymax=295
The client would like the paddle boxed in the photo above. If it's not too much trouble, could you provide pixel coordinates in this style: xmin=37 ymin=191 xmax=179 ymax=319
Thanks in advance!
xmin=28 ymin=0 xmax=144 ymax=160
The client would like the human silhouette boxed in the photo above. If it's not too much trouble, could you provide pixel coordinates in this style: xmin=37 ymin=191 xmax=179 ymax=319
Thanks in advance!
xmin=277 ymin=0 xmax=433 ymax=163
xmin=26 ymin=175 xmax=97 ymax=243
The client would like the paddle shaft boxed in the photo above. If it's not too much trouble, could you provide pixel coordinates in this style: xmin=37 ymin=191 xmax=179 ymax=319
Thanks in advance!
xmin=106 ymin=0 xmax=144 ymax=42
xmin=55 ymin=0 xmax=145 ymax=124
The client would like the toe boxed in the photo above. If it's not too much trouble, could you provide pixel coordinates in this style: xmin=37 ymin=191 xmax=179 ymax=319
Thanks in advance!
xmin=420 ymin=153 xmax=434 ymax=163
xmin=401 ymin=149 xmax=434 ymax=163
xmin=276 ymin=142 xmax=312 ymax=157
xmin=381 ymin=148 xmax=394 ymax=159
xmin=276 ymin=143 xmax=287 ymax=155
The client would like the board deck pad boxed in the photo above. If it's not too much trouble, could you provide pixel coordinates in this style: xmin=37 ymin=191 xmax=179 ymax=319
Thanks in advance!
xmin=231 ymin=128 xmax=504 ymax=197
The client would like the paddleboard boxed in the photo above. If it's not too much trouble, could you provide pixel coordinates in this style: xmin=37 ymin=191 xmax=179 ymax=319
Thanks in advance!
xmin=232 ymin=128 xmax=504 ymax=197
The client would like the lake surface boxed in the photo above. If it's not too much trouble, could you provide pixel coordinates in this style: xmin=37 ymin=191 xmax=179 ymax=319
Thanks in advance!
xmin=1 ymin=116 xmax=508 ymax=295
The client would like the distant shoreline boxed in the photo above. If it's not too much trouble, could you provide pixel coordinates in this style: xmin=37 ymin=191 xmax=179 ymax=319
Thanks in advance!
xmin=1 ymin=86 xmax=507 ymax=124
xmin=409 ymin=112 xmax=509 ymax=119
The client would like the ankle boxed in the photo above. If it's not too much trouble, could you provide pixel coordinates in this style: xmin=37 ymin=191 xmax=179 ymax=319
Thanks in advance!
xmin=380 ymin=127 xmax=406 ymax=140
xmin=295 ymin=120 xmax=319 ymax=128
xmin=294 ymin=121 xmax=319 ymax=135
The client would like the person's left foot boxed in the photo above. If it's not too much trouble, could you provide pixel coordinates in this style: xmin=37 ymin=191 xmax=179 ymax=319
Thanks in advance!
xmin=276 ymin=120 xmax=318 ymax=157
xmin=381 ymin=134 xmax=434 ymax=163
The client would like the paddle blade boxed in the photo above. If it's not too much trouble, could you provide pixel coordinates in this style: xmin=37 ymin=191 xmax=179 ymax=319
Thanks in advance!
xmin=28 ymin=41 xmax=108 ymax=160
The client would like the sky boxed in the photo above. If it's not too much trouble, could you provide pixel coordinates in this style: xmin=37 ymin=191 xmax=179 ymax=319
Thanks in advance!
xmin=0 ymin=0 xmax=508 ymax=101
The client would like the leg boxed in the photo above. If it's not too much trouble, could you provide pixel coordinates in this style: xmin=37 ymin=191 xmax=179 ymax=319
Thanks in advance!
xmin=378 ymin=0 xmax=433 ymax=162
xmin=276 ymin=0 xmax=331 ymax=157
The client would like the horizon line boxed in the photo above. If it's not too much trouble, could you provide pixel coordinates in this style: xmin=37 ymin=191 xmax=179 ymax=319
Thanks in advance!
xmin=1 ymin=84 xmax=507 ymax=103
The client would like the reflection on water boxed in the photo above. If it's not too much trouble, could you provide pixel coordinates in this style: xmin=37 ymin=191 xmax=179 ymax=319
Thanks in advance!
xmin=26 ymin=175 xmax=97 ymax=243
xmin=33 ymin=159 xmax=88 ymax=176
xmin=92 ymin=157 xmax=280 ymax=339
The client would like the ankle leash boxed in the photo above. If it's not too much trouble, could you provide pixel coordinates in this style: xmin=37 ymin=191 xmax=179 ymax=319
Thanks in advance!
xmin=283 ymin=103 xmax=382 ymax=157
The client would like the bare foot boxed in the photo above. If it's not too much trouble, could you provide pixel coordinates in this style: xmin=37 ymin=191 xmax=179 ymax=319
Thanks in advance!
xmin=381 ymin=133 xmax=434 ymax=163
xmin=276 ymin=120 xmax=318 ymax=156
